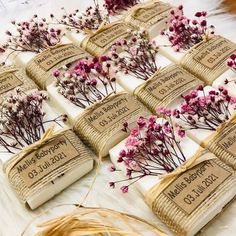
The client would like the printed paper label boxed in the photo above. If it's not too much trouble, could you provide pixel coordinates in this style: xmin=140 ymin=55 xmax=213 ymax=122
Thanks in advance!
xmin=145 ymin=66 xmax=196 ymax=100
xmin=34 ymin=44 xmax=85 ymax=71
xmin=133 ymin=3 xmax=171 ymax=23
xmin=193 ymin=37 xmax=236 ymax=69
xmin=0 ymin=72 xmax=23 ymax=94
xmin=163 ymin=159 xmax=231 ymax=214
xmin=218 ymin=126 xmax=236 ymax=155
xmin=14 ymin=134 xmax=80 ymax=187
xmin=84 ymin=94 xmax=140 ymax=133
xmin=89 ymin=24 xmax=131 ymax=48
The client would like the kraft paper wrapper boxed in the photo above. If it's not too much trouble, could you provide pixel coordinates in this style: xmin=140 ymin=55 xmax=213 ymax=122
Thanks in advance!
xmin=180 ymin=35 xmax=236 ymax=85
xmin=80 ymin=21 xmax=135 ymax=56
xmin=134 ymin=64 xmax=202 ymax=113
xmin=26 ymin=43 xmax=88 ymax=89
xmin=0 ymin=65 xmax=37 ymax=104
xmin=123 ymin=0 xmax=172 ymax=31
xmin=73 ymin=92 xmax=151 ymax=157
xmin=4 ymin=128 xmax=94 ymax=208
xmin=145 ymin=150 xmax=236 ymax=236
xmin=201 ymin=113 xmax=236 ymax=170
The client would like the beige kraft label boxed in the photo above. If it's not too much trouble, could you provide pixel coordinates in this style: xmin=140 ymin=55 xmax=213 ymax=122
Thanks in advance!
xmin=133 ymin=3 xmax=171 ymax=23
xmin=145 ymin=66 xmax=196 ymax=100
xmin=163 ymin=159 xmax=231 ymax=215
xmin=0 ymin=72 xmax=23 ymax=94
xmin=34 ymin=44 xmax=85 ymax=71
xmin=89 ymin=24 xmax=131 ymax=48
xmin=14 ymin=135 xmax=80 ymax=187
xmin=218 ymin=126 xmax=236 ymax=156
xmin=84 ymin=94 xmax=140 ymax=133
xmin=193 ymin=37 xmax=236 ymax=69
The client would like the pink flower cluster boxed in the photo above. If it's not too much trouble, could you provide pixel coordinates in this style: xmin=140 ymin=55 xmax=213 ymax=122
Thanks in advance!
xmin=157 ymin=85 xmax=236 ymax=131
xmin=160 ymin=6 xmax=215 ymax=51
xmin=109 ymin=116 xmax=186 ymax=193
xmin=1 ymin=15 xmax=62 ymax=55
xmin=51 ymin=1 xmax=107 ymax=33
xmin=0 ymin=88 xmax=67 ymax=154
xmin=53 ymin=56 xmax=116 ymax=108
xmin=104 ymin=0 xmax=140 ymax=15
xmin=224 ymin=54 xmax=236 ymax=84
xmin=110 ymin=30 xmax=159 ymax=80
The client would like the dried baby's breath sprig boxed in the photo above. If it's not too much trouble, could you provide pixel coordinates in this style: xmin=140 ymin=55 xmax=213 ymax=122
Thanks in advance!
xmin=0 ymin=88 xmax=67 ymax=154
xmin=224 ymin=53 xmax=236 ymax=84
xmin=160 ymin=6 xmax=215 ymax=51
xmin=1 ymin=15 xmax=63 ymax=57
xmin=157 ymin=85 xmax=236 ymax=131
xmin=50 ymin=1 xmax=108 ymax=33
xmin=104 ymin=0 xmax=140 ymax=15
xmin=109 ymin=116 xmax=186 ymax=193
xmin=53 ymin=56 xmax=117 ymax=109
xmin=110 ymin=30 xmax=159 ymax=80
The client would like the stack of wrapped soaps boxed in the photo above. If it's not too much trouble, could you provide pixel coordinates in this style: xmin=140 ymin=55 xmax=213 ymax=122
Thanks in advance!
xmin=0 ymin=1 xmax=236 ymax=236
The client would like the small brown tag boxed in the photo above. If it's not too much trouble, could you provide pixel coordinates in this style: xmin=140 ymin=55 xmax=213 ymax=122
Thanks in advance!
xmin=84 ymin=94 xmax=140 ymax=133
xmin=145 ymin=66 xmax=196 ymax=100
xmin=14 ymin=135 xmax=80 ymax=187
xmin=163 ymin=159 xmax=231 ymax=215
xmin=133 ymin=2 xmax=171 ymax=23
xmin=34 ymin=44 xmax=85 ymax=71
xmin=218 ymin=125 xmax=236 ymax=156
xmin=0 ymin=72 xmax=23 ymax=94
xmin=193 ymin=37 xmax=236 ymax=69
xmin=89 ymin=24 xmax=131 ymax=48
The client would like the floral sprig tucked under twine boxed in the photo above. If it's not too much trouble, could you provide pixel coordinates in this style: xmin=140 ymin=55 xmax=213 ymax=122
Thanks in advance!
xmin=110 ymin=30 xmax=159 ymax=80
xmin=224 ymin=53 xmax=236 ymax=84
xmin=109 ymin=116 xmax=186 ymax=193
xmin=50 ymin=0 xmax=108 ymax=33
xmin=157 ymin=85 xmax=236 ymax=131
xmin=0 ymin=88 xmax=67 ymax=154
xmin=53 ymin=56 xmax=117 ymax=109
xmin=160 ymin=6 xmax=215 ymax=51
xmin=0 ymin=15 xmax=63 ymax=59
xmin=104 ymin=0 xmax=140 ymax=15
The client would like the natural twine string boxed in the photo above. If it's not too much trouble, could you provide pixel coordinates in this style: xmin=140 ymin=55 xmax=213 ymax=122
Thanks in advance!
xmin=180 ymin=35 xmax=236 ymax=84
xmin=201 ymin=112 xmax=236 ymax=169
xmin=4 ymin=127 xmax=93 ymax=207
xmin=134 ymin=64 xmax=202 ymax=113
xmin=145 ymin=150 xmax=236 ymax=236
xmin=26 ymin=43 xmax=88 ymax=89
xmin=123 ymin=0 xmax=172 ymax=30
xmin=80 ymin=21 xmax=135 ymax=56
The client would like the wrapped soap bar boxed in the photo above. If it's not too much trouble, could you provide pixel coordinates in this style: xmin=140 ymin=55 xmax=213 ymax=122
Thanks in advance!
xmin=108 ymin=30 xmax=202 ymax=113
xmin=123 ymin=0 xmax=173 ymax=39
xmin=154 ymin=7 xmax=236 ymax=85
xmin=0 ymin=65 xmax=37 ymax=104
xmin=156 ymin=85 xmax=236 ymax=170
xmin=109 ymin=117 xmax=236 ymax=236
xmin=0 ymin=89 xmax=94 ymax=209
xmin=80 ymin=21 xmax=135 ymax=56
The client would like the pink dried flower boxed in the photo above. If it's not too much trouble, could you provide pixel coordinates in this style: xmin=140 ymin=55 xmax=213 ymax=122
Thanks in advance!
xmin=54 ymin=56 xmax=116 ymax=108
xmin=104 ymin=0 xmax=140 ymax=15
xmin=109 ymin=116 xmax=186 ymax=192
xmin=161 ymin=6 xmax=215 ymax=51
xmin=109 ymin=30 xmax=159 ymax=80
xmin=225 ymin=53 xmax=236 ymax=84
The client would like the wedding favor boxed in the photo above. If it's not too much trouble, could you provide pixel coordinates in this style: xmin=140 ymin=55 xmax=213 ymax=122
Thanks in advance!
xmin=0 ymin=89 xmax=94 ymax=209
xmin=109 ymin=30 xmax=202 ymax=113
xmin=157 ymin=85 xmax=236 ymax=169
xmin=123 ymin=0 xmax=173 ymax=38
xmin=109 ymin=117 xmax=236 ymax=236
xmin=0 ymin=65 xmax=37 ymax=104
xmin=154 ymin=7 xmax=236 ymax=85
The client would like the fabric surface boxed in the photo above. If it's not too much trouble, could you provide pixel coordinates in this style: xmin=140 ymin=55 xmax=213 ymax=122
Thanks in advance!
xmin=0 ymin=0 xmax=236 ymax=235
